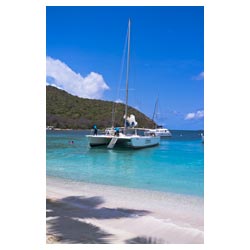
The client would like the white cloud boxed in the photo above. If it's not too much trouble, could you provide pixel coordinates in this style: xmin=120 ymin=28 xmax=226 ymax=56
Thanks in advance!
xmin=46 ymin=56 xmax=109 ymax=99
xmin=115 ymin=99 xmax=124 ymax=103
xmin=46 ymin=82 xmax=63 ymax=90
xmin=192 ymin=71 xmax=204 ymax=80
xmin=196 ymin=110 xmax=204 ymax=118
xmin=185 ymin=110 xmax=204 ymax=120
xmin=185 ymin=113 xmax=196 ymax=120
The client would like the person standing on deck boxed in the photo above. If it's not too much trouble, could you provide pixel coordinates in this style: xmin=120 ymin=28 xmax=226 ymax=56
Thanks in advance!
xmin=114 ymin=127 xmax=120 ymax=136
xmin=93 ymin=125 xmax=98 ymax=136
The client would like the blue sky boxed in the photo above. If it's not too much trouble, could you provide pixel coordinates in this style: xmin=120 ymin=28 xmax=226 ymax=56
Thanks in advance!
xmin=46 ymin=6 xmax=204 ymax=130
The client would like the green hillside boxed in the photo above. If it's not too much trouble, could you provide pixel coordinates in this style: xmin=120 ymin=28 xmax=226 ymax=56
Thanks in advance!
xmin=46 ymin=86 xmax=156 ymax=129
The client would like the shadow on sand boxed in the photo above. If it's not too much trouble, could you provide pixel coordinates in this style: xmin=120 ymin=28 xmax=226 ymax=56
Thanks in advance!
xmin=46 ymin=196 xmax=150 ymax=244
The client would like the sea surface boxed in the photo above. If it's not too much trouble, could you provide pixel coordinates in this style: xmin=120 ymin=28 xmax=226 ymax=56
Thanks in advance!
xmin=46 ymin=130 xmax=204 ymax=197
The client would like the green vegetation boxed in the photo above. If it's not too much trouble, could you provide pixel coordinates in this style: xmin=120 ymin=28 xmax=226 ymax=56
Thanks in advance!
xmin=46 ymin=86 xmax=156 ymax=129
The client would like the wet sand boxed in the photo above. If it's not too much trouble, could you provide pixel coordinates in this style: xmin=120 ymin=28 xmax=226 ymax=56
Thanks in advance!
xmin=46 ymin=176 xmax=204 ymax=244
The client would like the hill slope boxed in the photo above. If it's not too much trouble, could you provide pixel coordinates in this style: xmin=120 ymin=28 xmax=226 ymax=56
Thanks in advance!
xmin=46 ymin=86 xmax=156 ymax=129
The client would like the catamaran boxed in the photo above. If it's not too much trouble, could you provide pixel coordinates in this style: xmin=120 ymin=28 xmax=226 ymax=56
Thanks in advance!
xmin=86 ymin=19 xmax=160 ymax=149
xmin=144 ymin=96 xmax=172 ymax=138
xmin=144 ymin=127 xmax=172 ymax=138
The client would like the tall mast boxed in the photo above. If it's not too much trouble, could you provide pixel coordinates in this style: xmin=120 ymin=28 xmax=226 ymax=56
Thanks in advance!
xmin=111 ymin=102 xmax=115 ymax=128
xmin=152 ymin=95 xmax=159 ymax=128
xmin=152 ymin=95 xmax=159 ymax=121
xmin=124 ymin=19 xmax=131 ymax=133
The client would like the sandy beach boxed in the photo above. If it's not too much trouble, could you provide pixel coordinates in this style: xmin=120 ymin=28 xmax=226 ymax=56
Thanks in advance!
xmin=46 ymin=176 xmax=204 ymax=244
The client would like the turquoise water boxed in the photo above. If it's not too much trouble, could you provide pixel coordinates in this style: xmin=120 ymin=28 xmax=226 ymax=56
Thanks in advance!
xmin=46 ymin=130 xmax=204 ymax=197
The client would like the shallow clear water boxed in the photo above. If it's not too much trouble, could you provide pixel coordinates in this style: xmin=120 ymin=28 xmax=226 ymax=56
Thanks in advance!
xmin=46 ymin=130 xmax=204 ymax=197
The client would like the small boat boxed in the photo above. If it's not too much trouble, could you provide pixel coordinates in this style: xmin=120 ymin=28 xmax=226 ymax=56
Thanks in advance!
xmin=46 ymin=126 xmax=54 ymax=130
xmin=86 ymin=19 xmax=160 ymax=149
xmin=144 ymin=127 xmax=172 ymax=138
xmin=144 ymin=96 xmax=172 ymax=138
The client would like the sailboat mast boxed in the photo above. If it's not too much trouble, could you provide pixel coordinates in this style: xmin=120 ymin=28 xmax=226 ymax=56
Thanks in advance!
xmin=152 ymin=95 xmax=159 ymax=128
xmin=111 ymin=102 xmax=115 ymax=128
xmin=124 ymin=19 xmax=131 ymax=132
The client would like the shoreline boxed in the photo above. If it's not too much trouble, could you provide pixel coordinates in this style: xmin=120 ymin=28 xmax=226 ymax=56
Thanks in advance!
xmin=47 ymin=174 xmax=203 ymax=199
xmin=46 ymin=176 xmax=204 ymax=244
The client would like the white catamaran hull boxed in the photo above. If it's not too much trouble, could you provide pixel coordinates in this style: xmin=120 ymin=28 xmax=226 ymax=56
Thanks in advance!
xmin=130 ymin=136 xmax=160 ymax=148
xmin=86 ymin=134 xmax=160 ymax=149
xmin=155 ymin=132 xmax=172 ymax=138
xmin=86 ymin=135 xmax=112 ymax=146
xmin=144 ymin=128 xmax=172 ymax=138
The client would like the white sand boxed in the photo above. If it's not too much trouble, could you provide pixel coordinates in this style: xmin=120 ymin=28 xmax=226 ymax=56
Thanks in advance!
xmin=46 ymin=176 xmax=204 ymax=244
